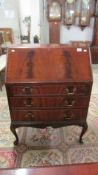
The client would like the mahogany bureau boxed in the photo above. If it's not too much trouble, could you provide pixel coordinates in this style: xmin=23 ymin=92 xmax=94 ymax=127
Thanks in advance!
xmin=5 ymin=44 xmax=93 ymax=145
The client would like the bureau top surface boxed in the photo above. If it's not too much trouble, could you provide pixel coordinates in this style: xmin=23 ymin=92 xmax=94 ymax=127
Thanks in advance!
xmin=5 ymin=44 xmax=93 ymax=83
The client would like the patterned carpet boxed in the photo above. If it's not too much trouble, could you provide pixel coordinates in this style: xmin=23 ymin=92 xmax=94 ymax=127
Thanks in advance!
xmin=0 ymin=94 xmax=98 ymax=168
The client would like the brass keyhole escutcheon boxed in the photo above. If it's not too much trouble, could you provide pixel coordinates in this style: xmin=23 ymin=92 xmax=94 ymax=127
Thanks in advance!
xmin=64 ymin=113 xmax=71 ymax=120
xmin=22 ymin=87 xmax=33 ymax=94
xmin=24 ymin=98 xmax=34 ymax=107
xmin=25 ymin=112 xmax=35 ymax=120
xmin=66 ymin=87 xmax=77 ymax=95
xmin=64 ymin=99 xmax=75 ymax=107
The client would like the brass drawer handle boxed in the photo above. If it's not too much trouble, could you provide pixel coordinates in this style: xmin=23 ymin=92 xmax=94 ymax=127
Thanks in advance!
xmin=64 ymin=113 xmax=71 ymax=120
xmin=25 ymin=112 xmax=35 ymax=120
xmin=24 ymin=98 xmax=34 ymax=107
xmin=22 ymin=87 xmax=33 ymax=94
xmin=66 ymin=87 xmax=77 ymax=95
xmin=64 ymin=100 xmax=75 ymax=107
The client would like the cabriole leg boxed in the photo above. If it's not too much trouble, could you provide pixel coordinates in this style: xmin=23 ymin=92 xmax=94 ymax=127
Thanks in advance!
xmin=79 ymin=123 xmax=88 ymax=144
xmin=10 ymin=124 xmax=19 ymax=145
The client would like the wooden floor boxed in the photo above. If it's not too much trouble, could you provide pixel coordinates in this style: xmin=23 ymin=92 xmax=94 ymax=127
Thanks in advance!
xmin=0 ymin=163 xmax=98 ymax=175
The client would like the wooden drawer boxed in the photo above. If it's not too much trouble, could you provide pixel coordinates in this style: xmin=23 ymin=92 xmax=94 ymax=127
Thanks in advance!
xmin=7 ymin=84 xmax=91 ymax=96
xmin=10 ymin=109 xmax=87 ymax=122
xmin=9 ymin=96 xmax=89 ymax=109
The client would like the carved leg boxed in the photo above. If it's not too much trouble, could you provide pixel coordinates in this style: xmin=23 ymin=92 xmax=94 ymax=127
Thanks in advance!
xmin=79 ymin=123 xmax=88 ymax=144
xmin=10 ymin=124 xmax=19 ymax=145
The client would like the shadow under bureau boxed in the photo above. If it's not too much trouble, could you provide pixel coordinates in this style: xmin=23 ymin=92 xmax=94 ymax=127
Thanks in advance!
xmin=5 ymin=44 xmax=93 ymax=145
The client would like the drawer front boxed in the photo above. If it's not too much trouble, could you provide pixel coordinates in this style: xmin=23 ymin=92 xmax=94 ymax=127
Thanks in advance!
xmin=10 ymin=109 xmax=87 ymax=122
xmin=59 ymin=96 xmax=89 ymax=108
xmin=7 ymin=84 xmax=91 ymax=96
xmin=9 ymin=96 xmax=89 ymax=109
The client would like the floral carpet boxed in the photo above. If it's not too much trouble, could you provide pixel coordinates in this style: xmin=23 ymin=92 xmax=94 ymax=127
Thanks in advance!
xmin=0 ymin=94 xmax=98 ymax=168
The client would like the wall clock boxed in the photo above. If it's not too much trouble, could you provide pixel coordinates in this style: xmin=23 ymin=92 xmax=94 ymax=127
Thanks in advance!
xmin=79 ymin=0 xmax=91 ymax=28
xmin=47 ymin=1 xmax=62 ymax=21
xmin=64 ymin=0 xmax=76 ymax=26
